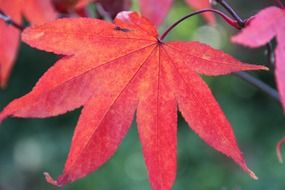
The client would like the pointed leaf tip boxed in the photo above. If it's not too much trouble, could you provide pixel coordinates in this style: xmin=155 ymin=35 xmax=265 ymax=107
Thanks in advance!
xmin=248 ymin=64 xmax=269 ymax=71
xmin=262 ymin=66 xmax=269 ymax=71
xmin=247 ymin=169 xmax=258 ymax=180
xmin=44 ymin=172 xmax=61 ymax=187
xmin=239 ymin=160 xmax=258 ymax=180
xmin=276 ymin=136 xmax=285 ymax=163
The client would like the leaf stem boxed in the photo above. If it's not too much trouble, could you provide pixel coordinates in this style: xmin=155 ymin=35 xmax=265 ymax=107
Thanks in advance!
xmin=0 ymin=10 xmax=24 ymax=31
xmin=159 ymin=8 xmax=240 ymax=41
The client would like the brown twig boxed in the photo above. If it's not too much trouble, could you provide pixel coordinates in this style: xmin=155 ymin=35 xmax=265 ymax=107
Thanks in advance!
xmin=235 ymin=72 xmax=279 ymax=102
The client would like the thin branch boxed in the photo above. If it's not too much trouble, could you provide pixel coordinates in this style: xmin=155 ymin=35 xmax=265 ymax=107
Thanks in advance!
xmin=0 ymin=10 xmax=24 ymax=31
xmin=234 ymin=72 xmax=280 ymax=102
xmin=160 ymin=9 xmax=240 ymax=41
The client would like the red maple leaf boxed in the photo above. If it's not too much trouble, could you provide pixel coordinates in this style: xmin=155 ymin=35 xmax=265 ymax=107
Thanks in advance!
xmin=139 ymin=0 xmax=215 ymax=26
xmin=232 ymin=6 xmax=285 ymax=110
xmin=0 ymin=11 xmax=266 ymax=189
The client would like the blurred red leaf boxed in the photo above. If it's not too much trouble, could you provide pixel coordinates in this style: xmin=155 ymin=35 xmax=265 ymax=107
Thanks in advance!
xmin=0 ymin=0 xmax=58 ymax=88
xmin=0 ymin=0 xmax=94 ymax=88
xmin=0 ymin=1 xmax=21 ymax=88
xmin=0 ymin=11 xmax=265 ymax=189
xmin=139 ymin=0 xmax=214 ymax=26
xmin=232 ymin=6 xmax=285 ymax=110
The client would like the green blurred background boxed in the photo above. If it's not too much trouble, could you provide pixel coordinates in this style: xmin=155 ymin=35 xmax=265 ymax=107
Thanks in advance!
xmin=1 ymin=0 xmax=285 ymax=189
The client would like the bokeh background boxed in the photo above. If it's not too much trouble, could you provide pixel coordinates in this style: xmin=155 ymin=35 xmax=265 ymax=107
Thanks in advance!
xmin=0 ymin=0 xmax=285 ymax=190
